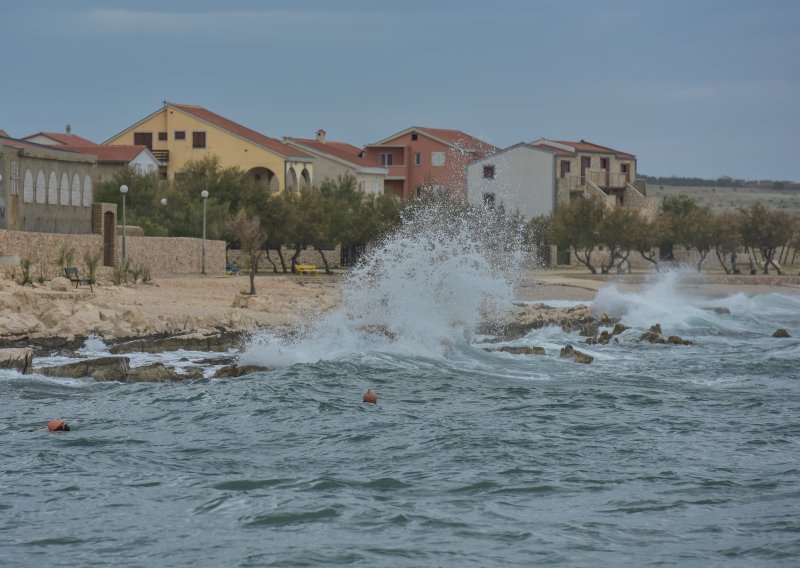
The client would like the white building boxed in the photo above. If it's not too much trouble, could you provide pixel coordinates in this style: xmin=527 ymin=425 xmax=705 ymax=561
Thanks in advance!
xmin=466 ymin=143 xmax=557 ymax=220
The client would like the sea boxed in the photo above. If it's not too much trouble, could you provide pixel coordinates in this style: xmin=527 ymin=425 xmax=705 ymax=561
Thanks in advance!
xmin=2 ymin=203 xmax=799 ymax=567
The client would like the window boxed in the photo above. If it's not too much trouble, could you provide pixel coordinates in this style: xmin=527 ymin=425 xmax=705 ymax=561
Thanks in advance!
xmin=192 ymin=131 xmax=206 ymax=148
xmin=379 ymin=153 xmax=394 ymax=166
xmin=431 ymin=152 xmax=445 ymax=166
xmin=133 ymin=132 xmax=153 ymax=149
xmin=483 ymin=165 xmax=495 ymax=179
xmin=174 ymin=131 xmax=186 ymax=140
xmin=600 ymin=157 xmax=609 ymax=169
xmin=483 ymin=193 xmax=495 ymax=208
xmin=411 ymin=133 xmax=418 ymax=141
xmin=560 ymin=161 xmax=571 ymax=178
xmin=415 ymin=186 xmax=422 ymax=199
xmin=158 ymin=132 xmax=167 ymax=141
xmin=415 ymin=152 xmax=421 ymax=166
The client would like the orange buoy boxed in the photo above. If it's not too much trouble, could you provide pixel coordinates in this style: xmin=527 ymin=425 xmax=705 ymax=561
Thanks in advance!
xmin=362 ymin=389 xmax=378 ymax=404
xmin=47 ymin=419 xmax=70 ymax=432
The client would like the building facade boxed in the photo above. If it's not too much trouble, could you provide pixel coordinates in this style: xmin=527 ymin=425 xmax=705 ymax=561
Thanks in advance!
xmin=469 ymin=138 xmax=656 ymax=218
xmin=466 ymin=143 xmax=557 ymax=220
xmin=103 ymin=102 xmax=313 ymax=192
xmin=284 ymin=130 xmax=387 ymax=194
xmin=0 ymin=136 xmax=96 ymax=233
xmin=363 ymin=127 xmax=497 ymax=200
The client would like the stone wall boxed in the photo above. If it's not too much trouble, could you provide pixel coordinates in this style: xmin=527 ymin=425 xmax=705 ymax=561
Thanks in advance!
xmin=0 ymin=228 xmax=225 ymax=280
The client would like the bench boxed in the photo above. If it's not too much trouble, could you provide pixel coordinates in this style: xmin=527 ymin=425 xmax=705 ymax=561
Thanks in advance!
xmin=225 ymin=262 xmax=241 ymax=276
xmin=64 ymin=266 xmax=93 ymax=292
xmin=295 ymin=263 xmax=318 ymax=275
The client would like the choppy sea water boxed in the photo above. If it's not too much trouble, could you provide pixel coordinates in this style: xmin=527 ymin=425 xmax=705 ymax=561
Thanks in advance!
xmin=2 ymin=205 xmax=800 ymax=566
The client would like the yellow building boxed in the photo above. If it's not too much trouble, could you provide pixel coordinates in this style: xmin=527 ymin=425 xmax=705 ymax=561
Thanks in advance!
xmin=104 ymin=102 xmax=313 ymax=191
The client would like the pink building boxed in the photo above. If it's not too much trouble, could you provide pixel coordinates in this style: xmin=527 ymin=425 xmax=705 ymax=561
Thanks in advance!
xmin=363 ymin=127 xmax=497 ymax=200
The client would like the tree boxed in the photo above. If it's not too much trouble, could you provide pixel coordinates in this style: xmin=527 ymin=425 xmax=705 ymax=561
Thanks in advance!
xmin=658 ymin=195 xmax=698 ymax=262
xmin=550 ymin=197 xmax=605 ymax=273
xmin=228 ymin=210 xmax=265 ymax=295
xmin=682 ymin=207 xmax=716 ymax=272
xmin=738 ymin=203 xmax=795 ymax=274
xmin=95 ymin=167 xmax=168 ymax=236
xmin=711 ymin=212 xmax=742 ymax=274
xmin=628 ymin=214 xmax=664 ymax=271
xmin=596 ymin=208 xmax=640 ymax=273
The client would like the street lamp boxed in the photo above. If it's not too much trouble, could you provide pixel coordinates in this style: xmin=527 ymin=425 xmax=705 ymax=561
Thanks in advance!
xmin=120 ymin=184 xmax=128 ymax=269
xmin=160 ymin=198 xmax=167 ymax=206
xmin=201 ymin=189 xmax=209 ymax=274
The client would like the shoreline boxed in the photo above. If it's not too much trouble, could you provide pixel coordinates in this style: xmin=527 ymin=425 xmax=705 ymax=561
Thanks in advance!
xmin=0 ymin=270 xmax=797 ymax=354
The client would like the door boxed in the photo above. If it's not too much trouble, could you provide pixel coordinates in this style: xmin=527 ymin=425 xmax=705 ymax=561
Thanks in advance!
xmin=103 ymin=211 xmax=115 ymax=266
xmin=621 ymin=163 xmax=630 ymax=183
xmin=580 ymin=156 xmax=591 ymax=183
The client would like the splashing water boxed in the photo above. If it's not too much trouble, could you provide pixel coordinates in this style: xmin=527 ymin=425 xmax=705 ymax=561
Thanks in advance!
xmin=241 ymin=200 xmax=526 ymax=367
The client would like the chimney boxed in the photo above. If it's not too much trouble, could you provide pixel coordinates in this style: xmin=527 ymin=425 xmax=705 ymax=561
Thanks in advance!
xmin=316 ymin=129 xmax=326 ymax=143
xmin=65 ymin=124 xmax=72 ymax=135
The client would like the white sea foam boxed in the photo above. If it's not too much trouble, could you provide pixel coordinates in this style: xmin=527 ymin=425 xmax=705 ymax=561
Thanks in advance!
xmin=241 ymin=200 xmax=526 ymax=367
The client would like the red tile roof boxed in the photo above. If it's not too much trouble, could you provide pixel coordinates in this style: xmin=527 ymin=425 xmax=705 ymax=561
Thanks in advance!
xmin=23 ymin=132 xmax=98 ymax=146
xmin=417 ymin=127 xmax=498 ymax=153
xmin=372 ymin=126 xmax=498 ymax=153
xmin=0 ymin=135 xmax=96 ymax=159
xmin=286 ymin=138 xmax=381 ymax=167
xmin=533 ymin=138 xmax=635 ymax=159
xmin=68 ymin=145 xmax=150 ymax=163
xmin=171 ymin=104 xmax=311 ymax=160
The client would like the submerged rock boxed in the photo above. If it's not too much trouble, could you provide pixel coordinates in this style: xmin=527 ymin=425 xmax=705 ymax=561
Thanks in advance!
xmin=772 ymin=328 xmax=791 ymax=338
xmin=559 ymin=345 xmax=593 ymax=364
xmin=37 ymin=356 xmax=130 ymax=381
xmin=108 ymin=331 xmax=243 ymax=354
xmin=490 ymin=345 xmax=546 ymax=356
xmin=0 ymin=347 xmax=33 ymax=374
xmin=611 ymin=323 xmax=630 ymax=336
xmin=704 ymin=307 xmax=731 ymax=315
xmin=639 ymin=331 xmax=666 ymax=344
xmin=666 ymin=335 xmax=693 ymax=345
xmin=127 ymin=363 xmax=186 ymax=383
xmin=213 ymin=364 xmax=269 ymax=378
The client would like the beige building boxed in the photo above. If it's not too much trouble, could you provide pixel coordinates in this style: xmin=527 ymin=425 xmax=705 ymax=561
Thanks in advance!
xmin=0 ymin=135 xmax=97 ymax=233
xmin=284 ymin=130 xmax=387 ymax=194
xmin=531 ymin=139 xmax=654 ymax=213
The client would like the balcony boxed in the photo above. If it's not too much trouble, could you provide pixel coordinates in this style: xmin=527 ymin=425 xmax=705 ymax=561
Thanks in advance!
xmin=151 ymin=149 xmax=169 ymax=164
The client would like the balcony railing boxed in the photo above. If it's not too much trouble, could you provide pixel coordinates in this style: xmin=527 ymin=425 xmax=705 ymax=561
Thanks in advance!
xmin=152 ymin=149 xmax=169 ymax=163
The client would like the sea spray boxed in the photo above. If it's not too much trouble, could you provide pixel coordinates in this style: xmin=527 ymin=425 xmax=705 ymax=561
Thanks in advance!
xmin=241 ymin=200 xmax=526 ymax=367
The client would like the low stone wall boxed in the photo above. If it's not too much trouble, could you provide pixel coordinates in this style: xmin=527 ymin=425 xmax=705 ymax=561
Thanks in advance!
xmin=122 ymin=235 xmax=226 ymax=276
xmin=0 ymin=228 xmax=225 ymax=280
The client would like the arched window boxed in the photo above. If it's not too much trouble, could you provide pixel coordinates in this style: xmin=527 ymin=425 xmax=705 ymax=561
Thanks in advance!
xmin=35 ymin=170 xmax=46 ymax=203
xmin=48 ymin=172 xmax=58 ymax=204
xmin=60 ymin=173 xmax=70 ymax=205
xmin=71 ymin=174 xmax=81 ymax=205
xmin=82 ymin=175 xmax=93 ymax=206
xmin=23 ymin=170 xmax=34 ymax=203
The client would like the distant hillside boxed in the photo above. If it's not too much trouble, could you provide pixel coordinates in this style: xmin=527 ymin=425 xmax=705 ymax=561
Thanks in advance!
xmin=640 ymin=174 xmax=799 ymax=191
xmin=648 ymin=185 xmax=800 ymax=216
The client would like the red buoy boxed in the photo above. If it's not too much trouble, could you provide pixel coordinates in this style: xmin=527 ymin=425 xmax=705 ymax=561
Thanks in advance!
xmin=47 ymin=419 xmax=70 ymax=432
xmin=362 ymin=389 xmax=378 ymax=404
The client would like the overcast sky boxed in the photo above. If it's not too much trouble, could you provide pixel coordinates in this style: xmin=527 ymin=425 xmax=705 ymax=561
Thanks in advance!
xmin=3 ymin=0 xmax=798 ymax=181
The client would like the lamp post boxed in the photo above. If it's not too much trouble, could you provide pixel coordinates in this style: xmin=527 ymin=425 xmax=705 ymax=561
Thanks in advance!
xmin=201 ymin=189 xmax=209 ymax=274
xmin=120 ymin=184 xmax=128 ymax=269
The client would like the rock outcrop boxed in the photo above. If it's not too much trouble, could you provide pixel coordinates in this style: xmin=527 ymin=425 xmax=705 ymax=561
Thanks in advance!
xmin=559 ymin=345 xmax=593 ymax=364
xmin=772 ymin=328 xmax=791 ymax=338
xmin=37 ymin=356 xmax=130 ymax=381
xmin=0 ymin=347 xmax=33 ymax=374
